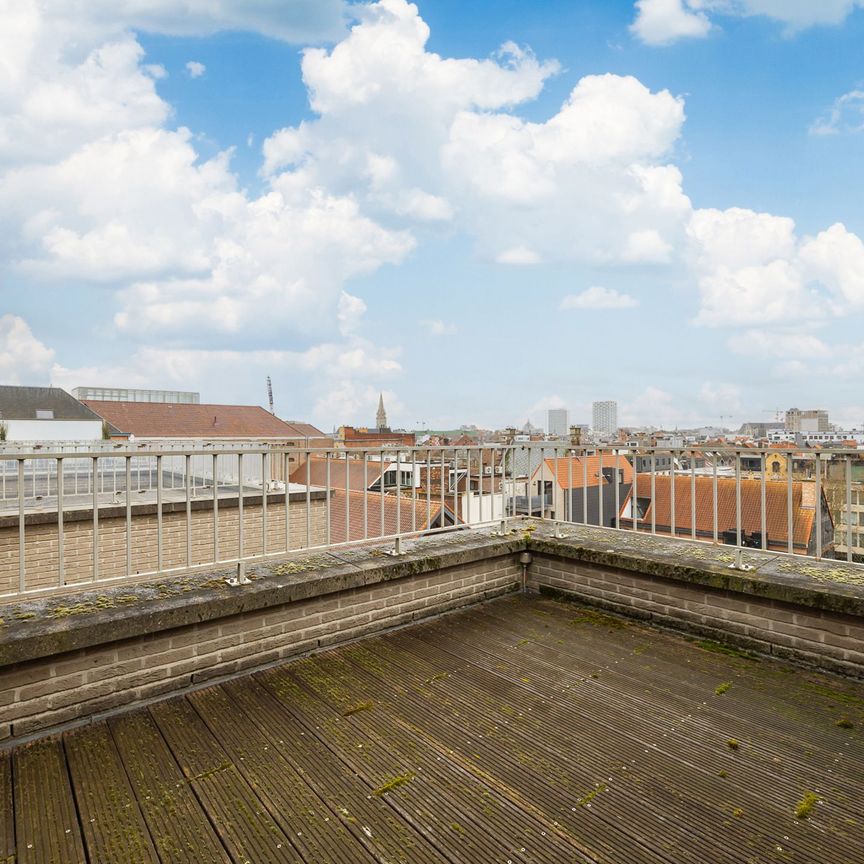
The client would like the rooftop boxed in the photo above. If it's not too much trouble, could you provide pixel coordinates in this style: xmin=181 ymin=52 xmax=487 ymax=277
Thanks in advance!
xmin=4 ymin=591 xmax=862 ymax=863
xmin=0 ymin=386 xmax=103 ymax=422
xmin=82 ymin=401 xmax=326 ymax=440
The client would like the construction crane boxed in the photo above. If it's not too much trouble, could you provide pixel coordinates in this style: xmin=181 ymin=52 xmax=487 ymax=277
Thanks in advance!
xmin=266 ymin=376 xmax=274 ymax=414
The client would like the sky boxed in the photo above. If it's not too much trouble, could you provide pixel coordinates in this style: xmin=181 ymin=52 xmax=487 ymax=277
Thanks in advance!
xmin=2 ymin=0 xmax=864 ymax=432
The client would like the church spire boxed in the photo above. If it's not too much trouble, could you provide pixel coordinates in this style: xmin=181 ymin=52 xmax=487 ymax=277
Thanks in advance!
xmin=376 ymin=393 xmax=388 ymax=432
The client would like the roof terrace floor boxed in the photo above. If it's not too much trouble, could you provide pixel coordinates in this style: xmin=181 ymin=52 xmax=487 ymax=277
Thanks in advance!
xmin=3 ymin=593 xmax=864 ymax=864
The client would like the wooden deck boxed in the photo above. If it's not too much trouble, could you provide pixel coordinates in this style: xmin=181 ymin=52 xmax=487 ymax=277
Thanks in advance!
xmin=3 ymin=593 xmax=864 ymax=864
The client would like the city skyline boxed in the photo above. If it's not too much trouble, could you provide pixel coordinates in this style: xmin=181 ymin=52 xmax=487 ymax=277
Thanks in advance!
xmin=2 ymin=1 xmax=864 ymax=431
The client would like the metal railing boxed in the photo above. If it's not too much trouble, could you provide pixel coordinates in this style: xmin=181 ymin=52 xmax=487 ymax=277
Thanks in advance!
xmin=1 ymin=442 xmax=862 ymax=601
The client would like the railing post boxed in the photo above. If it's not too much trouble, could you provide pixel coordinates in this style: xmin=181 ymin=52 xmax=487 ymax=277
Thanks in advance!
xmin=18 ymin=458 xmax=25 ymax=594
xmin=57 ymin=457 xmax=64 ymax=587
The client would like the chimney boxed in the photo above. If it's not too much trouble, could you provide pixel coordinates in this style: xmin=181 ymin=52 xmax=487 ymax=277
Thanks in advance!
xmin=800 ymin=480 xmax=815 ymax=510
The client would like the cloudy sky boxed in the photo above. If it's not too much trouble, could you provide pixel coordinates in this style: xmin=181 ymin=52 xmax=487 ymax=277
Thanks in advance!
xmin=2 ymin=0 xmax=863 ymax=431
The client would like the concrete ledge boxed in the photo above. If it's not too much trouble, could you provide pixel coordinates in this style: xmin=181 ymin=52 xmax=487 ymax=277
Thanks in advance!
xmin=0 ymin=530 xmax=523 ymax=668
xmin=527 ymin=527 xmax=864 ymax=616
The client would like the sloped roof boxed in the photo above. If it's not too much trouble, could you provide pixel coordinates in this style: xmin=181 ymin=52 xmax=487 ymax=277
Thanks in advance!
xmin=0 ymin=386 xmax=103 ymax=422
xmin=534 ymin=455 xmax=634 ymax=489
xmin=328 ymin=490 xmax=453 ymax=543
xmin=622 ymin=473 xmax=820 ymax=549
xmin=289 ymin=456 xmax=380 ymax=491
xmin=83 ymin=401 xmax=325 ymax=439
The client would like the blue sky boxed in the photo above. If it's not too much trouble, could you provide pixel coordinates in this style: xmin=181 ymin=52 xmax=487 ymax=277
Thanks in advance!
xmin=2 ymin=0 xmax=864 ymax=431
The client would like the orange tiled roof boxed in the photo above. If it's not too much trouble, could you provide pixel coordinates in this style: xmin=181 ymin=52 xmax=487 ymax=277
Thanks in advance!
xmin=536 ymin=455 xmax=634 ymax=489
xmin=289 ymin=456 xmax=378 ymax=491
xmin=623 ymin=473 xmax=822 ymax=550
xmin=83 ymin=401 xmax=325 ymax=439
xmin=328 ymin=489 xmax=452 ymax=543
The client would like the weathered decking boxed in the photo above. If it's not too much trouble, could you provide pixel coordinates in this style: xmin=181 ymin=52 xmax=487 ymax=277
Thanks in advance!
xmin=3 ymin=593 xmax=863 ymax=864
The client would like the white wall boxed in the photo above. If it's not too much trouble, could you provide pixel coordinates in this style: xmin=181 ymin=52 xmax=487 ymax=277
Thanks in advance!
xmin=460 ymin=491 xmax=504 ymax=524
xmin=5 ymin=420 xmax=104 ymax=441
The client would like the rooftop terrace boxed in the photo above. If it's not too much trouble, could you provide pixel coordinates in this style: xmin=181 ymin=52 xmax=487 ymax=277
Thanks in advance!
xmin=4 ymin=591 xmax=864 ymax=864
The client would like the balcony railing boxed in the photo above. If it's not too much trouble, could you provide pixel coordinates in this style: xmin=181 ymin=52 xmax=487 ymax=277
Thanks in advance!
xmin=0 ymin=442 xmax=862 ymax=600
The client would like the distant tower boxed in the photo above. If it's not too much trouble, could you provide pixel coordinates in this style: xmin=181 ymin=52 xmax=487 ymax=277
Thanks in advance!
xmin=376 ymin=393 xmax=389 ymax=432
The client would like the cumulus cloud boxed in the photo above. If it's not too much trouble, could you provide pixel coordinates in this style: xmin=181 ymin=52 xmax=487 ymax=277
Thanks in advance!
xmin=686 ymin=209 xmax=864 ymax=327
xmin=560 ymin=286 xmax=639 ymax=310
xmin=185 ymin=60 xmax=206 ymax=78
xmin=631 ymin=0 xmax=712 ymax=45
xmin=263 ymin=2 xmax=689 ymax=266
xmin=632 ymin=0 xmax=864 ymax=45
xmin=0 ymin=314 xmax=54 ymax=384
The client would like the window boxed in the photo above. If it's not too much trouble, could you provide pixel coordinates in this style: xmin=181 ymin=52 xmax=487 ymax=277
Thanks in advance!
xmin=35 ymin=409 xmax=54 ymax=420
xmin=772 ymin=460 xmax=781 ymax=474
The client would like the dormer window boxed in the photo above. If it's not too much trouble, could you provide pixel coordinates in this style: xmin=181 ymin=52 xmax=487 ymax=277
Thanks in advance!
xmin=35 ymin=409 xmax=54 ymax=420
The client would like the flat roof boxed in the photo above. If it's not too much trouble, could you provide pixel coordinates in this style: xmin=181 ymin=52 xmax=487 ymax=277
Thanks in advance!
xmin=4 ymin=593 xmax=863 ymax=863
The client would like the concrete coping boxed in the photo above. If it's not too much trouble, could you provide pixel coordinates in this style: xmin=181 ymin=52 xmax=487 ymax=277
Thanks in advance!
xmin=527 ymin=522 xmax=864 ymax=618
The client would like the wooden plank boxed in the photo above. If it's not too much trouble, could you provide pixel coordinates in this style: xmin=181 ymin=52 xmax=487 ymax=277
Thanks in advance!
xmin=64 ymin=723 xmax=160 ymax=864
xmin=149 ymin=698 xmax=303 ymax=864
xmin=393 ymin=600 xmax=864 ymax=864
xmin=221 ymin=677 xmax=448 ymax=864
xmin=186 ymin=684 xmax=378 ymax=864
xmin=0 ymin=752 xmax=14 ymax=864
xmin=281 ymin=654 xmax=600 ymax=864
xmin=109 ymin=711 xmax=233 ymax=864
xmin=14 ymin=737 xmax=86 ymax=864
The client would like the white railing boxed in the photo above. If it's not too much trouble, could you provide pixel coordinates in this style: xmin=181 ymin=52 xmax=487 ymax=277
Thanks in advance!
xmin=0 ymin=442 xmax=862 ymax=601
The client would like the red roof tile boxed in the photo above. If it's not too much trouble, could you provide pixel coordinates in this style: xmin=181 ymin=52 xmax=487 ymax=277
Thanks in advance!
xmin=534 ymin=455 xmax=634 ymax=489
xmin=83 ymin=401 xmax=325 ymax=440
xmin=327 ymin=490 xmax=453 ymax=543
xmin=622 ymin=474 xmax=823 ymax=551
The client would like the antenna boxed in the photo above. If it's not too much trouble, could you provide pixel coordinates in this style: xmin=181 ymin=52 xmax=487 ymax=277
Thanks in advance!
xmin=266 ymin=376 xmax=274 ymax=414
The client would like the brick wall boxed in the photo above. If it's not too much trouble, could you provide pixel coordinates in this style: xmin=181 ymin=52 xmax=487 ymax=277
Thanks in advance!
xmin=0 ymin=552 xmax=520 ymax=742
xmin=528 ymin=552 xmax=864 ymax=678
xmin=0 ymin=495 xmax=328 ymax=595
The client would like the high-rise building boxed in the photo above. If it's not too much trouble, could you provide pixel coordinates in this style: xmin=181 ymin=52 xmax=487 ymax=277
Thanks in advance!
xmin=547 ymin=408 xmax=569 ymax=438
xmin=785 ymin=408 xmax=829 ymax=434
xmin=592 ymin=401 xmax=618 ymax=440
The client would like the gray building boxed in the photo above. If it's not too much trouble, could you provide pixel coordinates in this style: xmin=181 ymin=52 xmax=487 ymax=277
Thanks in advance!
xmin=592 ymin=400 xmax=618 ymax=440
xmin=547 ymin=408 xmax=569 ymax=438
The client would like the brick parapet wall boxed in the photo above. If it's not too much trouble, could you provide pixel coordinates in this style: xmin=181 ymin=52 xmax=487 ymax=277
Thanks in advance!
xmin=0 ymin=493 xmax=328 ymax=595
xmin=526 ymin=535 xmax=864 ymax=679
xmin=0 ymin=536 xmax=522 ymax=744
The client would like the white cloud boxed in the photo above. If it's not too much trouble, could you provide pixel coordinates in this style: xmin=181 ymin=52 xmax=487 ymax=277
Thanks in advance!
xmin=0 ymin=314 xmax=54 ymax=384
xmin=560 ymin=286 xmax=639 ymax=310
xmin=728 ymin=328 xmax=831 ymax=359
xmin=632 ymin=0 xmax=864 ymax=45
xmin=263 ymin=2 xmax=690 ymax=267
xmin=810 ymin=89 xmax=864 ymax=135
xmin=422 ymin=319 xmax=457 ymax=336
xmin=496 ymin=246 xmax=541 ymax=265
xmin=631 ymin=0 xmax=712 ymax=46
xmin=185 ymin=60 xmax=206 ymax=78
xmin=798 ymin=222 xmax=864 ymax=309
xmin=687 ymin=208 xmax=864 ymax=327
